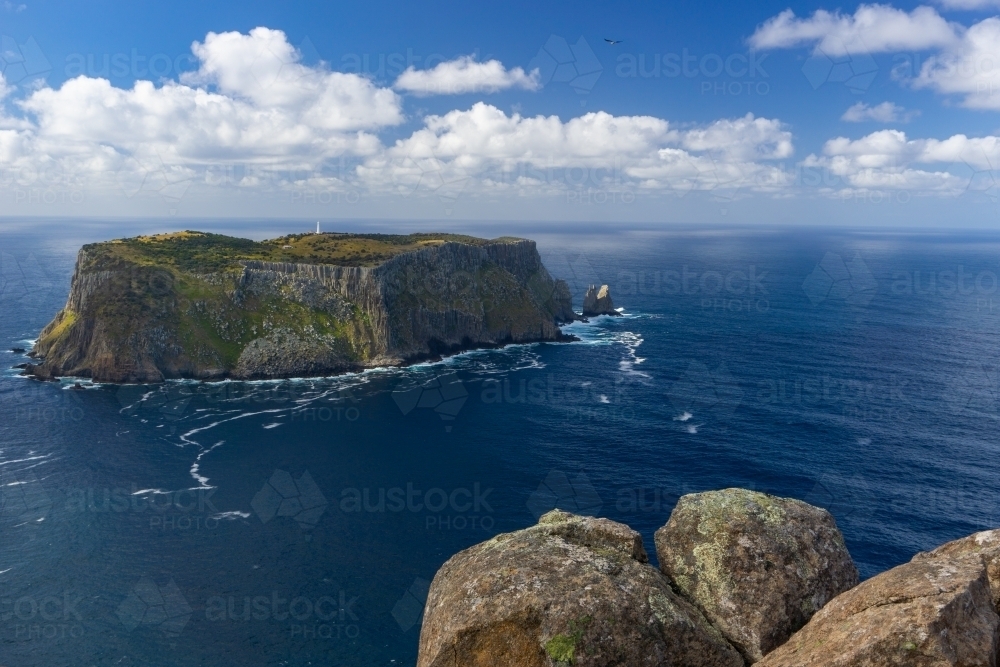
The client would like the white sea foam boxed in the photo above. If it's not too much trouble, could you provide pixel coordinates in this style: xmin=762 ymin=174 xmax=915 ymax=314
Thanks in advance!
xmin=0 ymin=453 xmax=51 ymax=467
xmin=188 ymin=440 xmax=226 ymax=488
xmin=263 ymin=423 xmax=282 ymax=429
xmin=673 ymin=412 xmax=693 ymax=422
xmin=686 ymin=424 xmax=701 ymax=434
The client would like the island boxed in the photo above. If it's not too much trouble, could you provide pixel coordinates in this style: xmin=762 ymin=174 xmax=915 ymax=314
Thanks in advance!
xmin=25 ymin=231 xmax=577 ymax=383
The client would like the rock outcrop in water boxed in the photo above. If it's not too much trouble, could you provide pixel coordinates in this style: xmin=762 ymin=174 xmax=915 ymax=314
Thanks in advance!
xmin=25 ymin=232 xmax=577 ymax=383
xmin=582 ymin=284 xmax=618 ymax=316
xmin=417 ymin=489 xmax=1000 ymax=667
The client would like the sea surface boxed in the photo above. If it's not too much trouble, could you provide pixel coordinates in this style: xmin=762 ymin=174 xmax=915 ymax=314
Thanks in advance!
xmin=2 ymin=221 xmax=1000 ymax=666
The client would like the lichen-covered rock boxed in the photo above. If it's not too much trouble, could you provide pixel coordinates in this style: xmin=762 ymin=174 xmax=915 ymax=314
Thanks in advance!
xmin=417 ymin=510 xmax=744 ymax=667
xmin=757 ymin=554 xmax=1000 ymax=667
xmin=654 ymin=488 xmax=858 ymax=662
xmin=582 ymin=284 xmax=617 ymax=316
xmin=913 ymin=529 xmax=1000 ymax=610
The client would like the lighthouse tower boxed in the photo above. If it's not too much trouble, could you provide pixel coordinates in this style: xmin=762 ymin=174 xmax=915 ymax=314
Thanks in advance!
xmin=316 ymin=221 xmax=320 ymax=234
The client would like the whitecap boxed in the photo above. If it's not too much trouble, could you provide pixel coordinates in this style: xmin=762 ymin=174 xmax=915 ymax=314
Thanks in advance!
xmin=263 ymin=423 xmax=282 ymax=430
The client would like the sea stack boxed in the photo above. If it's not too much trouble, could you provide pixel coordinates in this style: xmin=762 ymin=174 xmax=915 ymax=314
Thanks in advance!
xmin=582 ymin=284 xmax=619 ymax=317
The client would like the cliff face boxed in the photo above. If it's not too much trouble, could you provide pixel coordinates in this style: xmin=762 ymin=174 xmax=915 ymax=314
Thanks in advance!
xmin=28 ymin=233 xmax=575 ymax=383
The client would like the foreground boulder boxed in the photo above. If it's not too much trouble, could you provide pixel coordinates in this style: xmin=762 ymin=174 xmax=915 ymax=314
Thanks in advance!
xmin=757 ymin=554 xmax=1000 ymax=666
xmin=417 ymin=510 xmax=744 ymax=667
xmin=583 ymin=284 xmax=618 ymax=316
xmin=655 ymin=488 xmax=858 ymax=662
xmin=913 ymin=529 xmax=1000 ymax=610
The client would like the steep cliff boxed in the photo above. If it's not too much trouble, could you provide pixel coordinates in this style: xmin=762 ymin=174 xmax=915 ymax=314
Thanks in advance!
xmin=27 ymin=231 xmax=576 ymax=383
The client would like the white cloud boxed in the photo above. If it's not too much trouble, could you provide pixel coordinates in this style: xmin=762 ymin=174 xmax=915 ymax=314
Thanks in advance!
xmin=357 ymin=104 xmax=793 ymax=196
xmin=680 ymin=114 xmax=793 ymax=160
xmin=393 ymin=56 xmax=540 ymax=95
xmin=841 ymin=101 xmax=918 ymax=122
xmin=914 ymin=17 xmax=1000 ymax=109
xmin=749 ymin=6 xmax=1000 ymax=113
xmin=803 ymin=129 xmax=1000 ymax=195
xmin=749 ymin=5 xmax=960 ymax=55
xmin=0 ymin=28 xmax=404 ymax=198
xmin=183 ymin=27 xmax=403 ymax=130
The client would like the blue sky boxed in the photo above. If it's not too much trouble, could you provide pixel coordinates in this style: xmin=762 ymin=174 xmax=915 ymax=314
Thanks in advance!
xmin=3 ymin=0 xmax=1000 ymax=225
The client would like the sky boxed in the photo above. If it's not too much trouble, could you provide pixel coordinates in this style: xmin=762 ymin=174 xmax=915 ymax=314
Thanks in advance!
xmin=2 ymin=0 xmax=1000 ymax=225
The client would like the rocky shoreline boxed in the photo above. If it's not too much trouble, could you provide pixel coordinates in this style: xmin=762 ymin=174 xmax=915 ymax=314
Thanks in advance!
xmin=417 ymin=488 xmax=1000 ymax=666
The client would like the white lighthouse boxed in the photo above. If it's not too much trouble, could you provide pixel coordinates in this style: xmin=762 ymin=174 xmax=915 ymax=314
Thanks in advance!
xmin=316 ymin=221 xmax=320 ymax=234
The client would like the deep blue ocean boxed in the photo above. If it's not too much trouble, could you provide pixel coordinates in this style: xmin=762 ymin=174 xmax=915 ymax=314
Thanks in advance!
xmin=2 ymin=221 xmax=1000 ymax=666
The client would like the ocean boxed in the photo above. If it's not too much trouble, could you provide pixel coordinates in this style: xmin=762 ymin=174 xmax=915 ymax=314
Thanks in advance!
xmin=2 ymin=221 xmax=999 ymax=666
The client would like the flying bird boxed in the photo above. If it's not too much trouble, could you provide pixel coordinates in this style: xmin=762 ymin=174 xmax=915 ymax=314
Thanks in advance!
xmin=604 ymin=38 xmax=623 ymax=45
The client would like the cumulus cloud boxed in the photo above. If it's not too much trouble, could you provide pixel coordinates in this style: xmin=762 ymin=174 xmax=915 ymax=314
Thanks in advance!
xmin=914 ymin=17 xmax=1000 ymax=109
xmin=749 ymin=6 xmax=1000 ymax=114
xmin=841 ymin=101 xmax=918 ymax=122
xmin=0 ymin=27 xmax=403 ymax=199
xmin=356 ymin=104 xmax=793 ymax=196
xmin=393 ymin=56 xmax=540 ymax=95
xmin=803 ymin=129 xmax=1000 ymax=195
xmin=749 ymin=5 xmax=960 ymax=55
xmin=183 ymin=27 xmax=404 ymax=131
